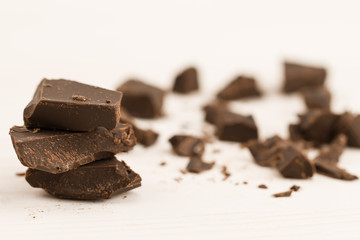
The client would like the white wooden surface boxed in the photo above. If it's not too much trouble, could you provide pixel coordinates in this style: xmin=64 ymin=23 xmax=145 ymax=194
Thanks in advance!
xmin=1 ymin=1 xmax=360 ymax=239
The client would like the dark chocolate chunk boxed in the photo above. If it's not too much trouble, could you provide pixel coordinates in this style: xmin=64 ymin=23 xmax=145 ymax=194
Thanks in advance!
xmin=25 ymin=157 xmax=141 ymax=200
xmin=173 ymin=67 xmax=199 ymax=93
xmin=283 ymin=62 xmax=327 ymax=93
xmin=276 ymin=145 xmax=315 ymax=179
xmin=186 ymin=156 xmax=214 ymax=173
xmin=258 ymin=184 xmax=268 ymax=189
xmin=217 ymin=76 xmax=262 ymax=100
xmin=336 ymin=112 xmax=360 ymax=147
xmin=215 ymin=111 xmax=258 ymax=143
xmin=120 ymin=108 xmax=159 ymax=147
xmin=10 ymin=123 xmax=136 ymax=174
xmin=290 ymin=185 xmax=300 ymax=192
xmin=314 ymin=134 xmax=358 ymax=180
xmin=24 ymin=79 xmax=122 ymax=131
xmin=289 ymin=110 xmax=339 ymax=146
xmin=117 ymin=80 xmax=165 ymax=119
xmin=301 ymin=86 xmax=331 ymax=110
xmin=169 ymin=135 xmax=205 ymax=157
xmin=246 ymin=135 xmax=285 ymax=167
xmin=273 ymin=190 xmax=292 ymax=198
xmin=203 ymin=101 xmax=229 ymax=125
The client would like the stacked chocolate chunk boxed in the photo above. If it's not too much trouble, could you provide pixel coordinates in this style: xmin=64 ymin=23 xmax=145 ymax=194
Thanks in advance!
xmin=9 ymin=79 xmax=141 ymax=200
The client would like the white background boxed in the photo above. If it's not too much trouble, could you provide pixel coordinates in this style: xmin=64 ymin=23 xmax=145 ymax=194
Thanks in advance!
xmin=1 ymin=1 xmax=360 ymax=239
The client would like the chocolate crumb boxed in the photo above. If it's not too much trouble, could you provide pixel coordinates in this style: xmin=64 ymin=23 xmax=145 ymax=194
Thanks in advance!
xmin=16 ymin=172 xmax=26 ymax=177
xmin=180 ymin=169 xmax=187 ymax=175
xmin=221 ymin=166 xmax=231 ymax=181
xmin=160 ymin=162 xmax=167 ymax=166
xmin=72 ymin=95 xmax=87 ymax=102
xmin=106 ymin=99 xmax=111 ymax=103
xmin=122 ymin=195 xmax=127 ymax=199
xmin=32 ymin=128 xmax=40 ymax=133
xmin=290 ymin=185 xmax=300 ymax=192
xmin=33 ymin=216 xmax=36 ymax=219
xmin=273 ymin=190 xmax=293 ymax=198
xmin=174 ymin=177 xmax=182 ymax=183
xmin=258 ymin=184 xmax=268 ymax=189
xmin=243 ymin=181 xmax=248 ymax=185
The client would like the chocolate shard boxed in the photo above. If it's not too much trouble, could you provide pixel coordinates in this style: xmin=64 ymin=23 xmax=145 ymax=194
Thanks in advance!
xmin=314 ymin=134 xmax=358 ymax=180
xmin=217 ymin=76 xmax=262 ymax=100
xmin=202 ymin=100 xmax=229 ymax=125
xmin=173 ymin=67 xmax=199 ymax=93
xmin=117 ymin=80 xmax=165 ymax=119
xmin=169 ymin=135 xmax=205 ymax=157
xmin=246 ymin=135 xmax=285 ymax=167
xmin=283 ymin=62 xmax=327 ymax=93
xmin=9 ymin=123 xmax=136 ymax=174
xmin=120 ymin=108 xmax=159 ymax=147
xmin=23 ymin=79 xmax=122 ymax=131
xmin=289 ymin=110 xmax=339 ymax=146
xmin=336 ymin=112 xmax=360 ymax=147
xmin=290 ymin=185 xmax=300 ymax=191
xmin=215 ymin=111 xmax=258 ymax=143
xmin=301 ymin=86 xmax=331 ymax=110
xmin=273 ymin=190 xmax=292 ymax=198
xmin=186 ymin=156 xmax=214 ymax=173
xmin=276 ymin=145 xmax=315 ymax=179
xmin=25 ymin=157 xmax=142 ymax=200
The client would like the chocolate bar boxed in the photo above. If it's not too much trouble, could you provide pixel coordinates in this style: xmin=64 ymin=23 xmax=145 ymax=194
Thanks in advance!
xmin=25 ymin=157 xmax=142 ymax=200
xmin=10 ymin=123 xmax=136 ymax=174
xmin=24 ymin=79 xmax=122 ymax=131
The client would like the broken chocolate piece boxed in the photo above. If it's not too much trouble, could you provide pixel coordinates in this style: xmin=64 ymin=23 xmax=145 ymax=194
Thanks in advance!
xmin=117 ymin=80 xmax=165 ymax=119
xmin=290 ymin=110 xmax=339 ymax=146
xmin=173 ymin=67 xmax=199 ymax=93
xmin=283 ymin=62 xmax=327 ymax=93
xmin=25 ymin=157 xmax=141 ymax=200
xmin=246 ymin=135 xmax=285 ymax=167
xmin=258 ymin=184 xmax=268 ymax=189
xmin=203 ymin=101 xmax=229 ymax=125
xmin=169 ymin=135 xmax=205 ymax=157
xmin=336 ymin=112 xmax=360 ymax=147
xmin=186 ymin=156 xmax=214 ymax=173
xmin=10 ymin=123 xmax=136 ymax=174
xmin=221 ymin=166 xmax=231 ymax=180
xmin=290 ymin=185 xmax=300 ymax=192
xmin=314 ymin=134 xmax=358 ymax=180
xmin=120 ymin=108 xmax=159 ymax=147
xmin=276 ymin=145 xmax=315 ymax=179
xmin=217 ymin=76 xmax=262 ymax=100
xmin=24 ymin=79 xmax=122 ymax=131
xmin=215 ymin=111 xmax=258 ymax=143
xmin=273 ymin=190 xmax=292 ymax=198
xmin=301 ymin=86 xmax=331 ymax=110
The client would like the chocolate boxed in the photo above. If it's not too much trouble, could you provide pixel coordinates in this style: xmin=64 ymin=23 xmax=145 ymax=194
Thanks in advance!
xmin=301 ymin=86 xmax=331 ymax=110
xmin=120 ymin=108 xmax=159 ymax=147
xmin=169 ymin=135 xmax=205 ymax=157
xmin=215 ymin=111 xmax=258 ymax=143
xmin=25 ymin=157 xmax=142 ymax=200
xmin=217 ymin=76 xmax=262 ymax=100
xmin=24 ymin=79 xmax=122 ymax=131
xmin=173 ymin=67 xmax=199 ymax=93
xmin=117 ymin=80 xmax=165 ymax=119
xmin=283 ymin=62 xmax=327 ymax=93
xmin=186 ymin=156 xmax=214 ymax=173
xmin=246 ymin=136 xmax=285 ymax=167
xmin=258 ymin=184 xmax=268 ymax=189
xmin=273 ymin=190 xmax=292 ymax=198
xmin=290 ymin=185 xmax=300 ymax=191
xmin=276 ymin=145 xmax=315 ymax=179
xmin=10 ymin=123 xmax=136 ymax=174
xmin=289 ymin=110 xmax=339 ymax=146
xmin=221 ymin=166 xmax=231 ymax=180
xmin=336 ymin=112 xmax=360 ymax=147
xmin=203 ymin=101 xmax=229 ymax=125
xmin=314 ymin=134 xmax=358 ymax=180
